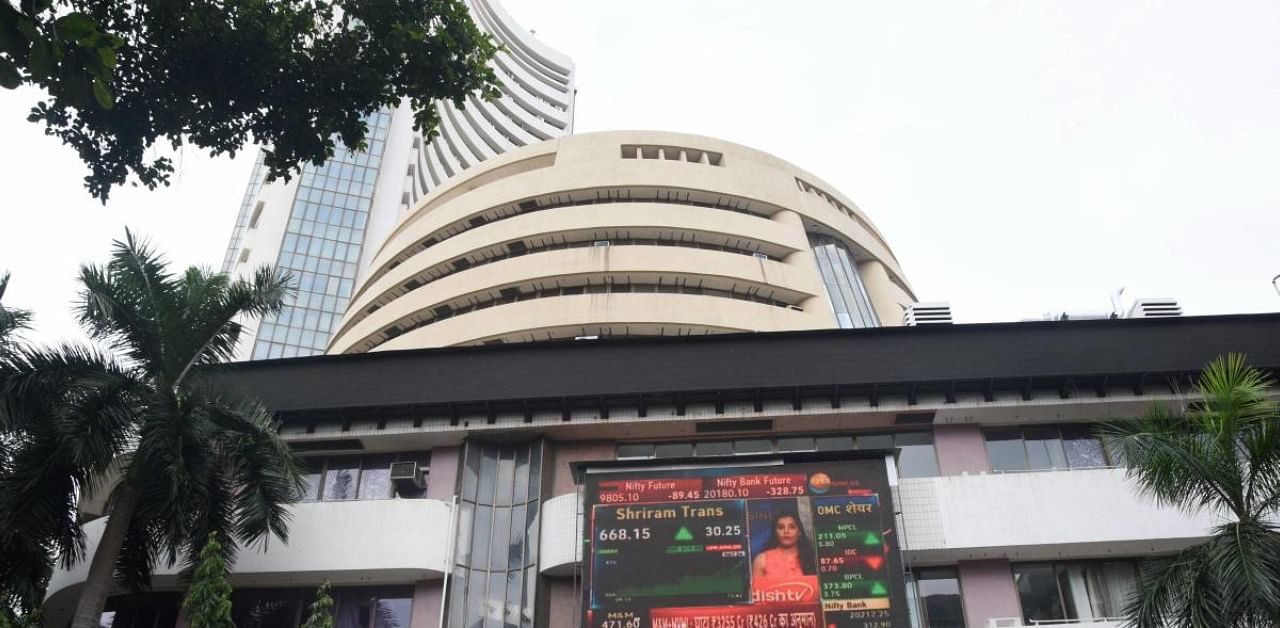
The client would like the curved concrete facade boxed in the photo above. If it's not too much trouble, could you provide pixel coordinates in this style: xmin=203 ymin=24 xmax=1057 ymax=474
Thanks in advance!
xmin=414 ymin=0 xmax=576 ymax=201
xmin=329 ymin=130 xmax=915 ymax=352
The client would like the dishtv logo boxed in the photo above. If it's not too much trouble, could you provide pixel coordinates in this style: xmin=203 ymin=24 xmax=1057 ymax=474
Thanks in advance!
xmin=751 ymin=580 xmax=817 ymax=604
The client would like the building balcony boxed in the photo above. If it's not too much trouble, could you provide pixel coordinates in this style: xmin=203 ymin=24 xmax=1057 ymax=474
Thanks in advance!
xmin=539 ymin=493 xmax=581 ymax=576
xmin=43 ymin=499 xmax=453 ymax=626
xmin=988 ymin=618 xmax=1122 ymax=628
xmin=899 ymin=467 xmax=1221 ymax=563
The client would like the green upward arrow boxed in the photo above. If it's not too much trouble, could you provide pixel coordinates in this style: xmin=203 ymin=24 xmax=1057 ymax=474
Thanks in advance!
xmin=674 ymin=526 xmax=694 ymax=541
xmin=863 ymin=532 xmax=881 ymax=545
xmin=870 ymin=582 xmax=888 ymax=596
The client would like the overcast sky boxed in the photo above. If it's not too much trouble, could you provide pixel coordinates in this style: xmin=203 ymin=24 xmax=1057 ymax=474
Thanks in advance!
xmin=2 ymin=0 xmax=1278 ymax=345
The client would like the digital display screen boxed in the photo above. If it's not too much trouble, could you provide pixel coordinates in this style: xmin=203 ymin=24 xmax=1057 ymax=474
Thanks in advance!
xmin=582 ymin=457 xmax=908 ymax=628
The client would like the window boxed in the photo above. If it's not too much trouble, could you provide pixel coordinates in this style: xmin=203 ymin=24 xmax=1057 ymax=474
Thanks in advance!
xmin=733 ymin=439 xmax=771 ymax=454
xmin=332 ymin=587 xmax=415 ymax=628
xmin=893 ymin=432 xmax=941 ymax=479
xmin=908 ymin=568 xmax=965 ymax=628
xmin=1013 ymin=561 xmax=1138 ymax=623
xmin=654 ymin=442 xmax=694 ymax=458
xmin=301 ymin=451 xmax=430 ymax=501
xmin=101 ymin=592 xmax=181 ymax=628
xmin=985 ymin=426 xmax=1111 ymax=472
xmin=249 ymin=201 xmax=265 ymax=228
xmin=695 ymin=441 xmax=733 ymax=457
xmin=617 ymin=443 xmax=655 ymax=459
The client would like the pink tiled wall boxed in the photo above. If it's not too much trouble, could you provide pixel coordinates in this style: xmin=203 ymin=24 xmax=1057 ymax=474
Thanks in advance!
xmin=550 ymin=441 xmax=615 ymax=496
xmin=934 ymin=424 xmax=989 ymax=475
xmin=959 ymin=559 xmax=1021 ymax=627
xmin=426 ymin=446 xmax=460 ymax=500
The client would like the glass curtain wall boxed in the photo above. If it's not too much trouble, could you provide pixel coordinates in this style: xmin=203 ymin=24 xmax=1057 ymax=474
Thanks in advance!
xmin=447 ymin=441 xmax=545 ymax=628
xmin=808 ymin=234 xmax=879 ymax=329
xmin=251 ymin=111 xmax=392 ymax=359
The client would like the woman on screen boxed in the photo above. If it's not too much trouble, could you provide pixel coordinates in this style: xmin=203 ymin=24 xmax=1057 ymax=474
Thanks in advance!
xmin=751 ymin=513 xmax=817 ymax=577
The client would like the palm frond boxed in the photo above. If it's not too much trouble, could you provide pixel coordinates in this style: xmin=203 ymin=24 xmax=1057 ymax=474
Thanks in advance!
xmin=195 ymin=390 xmax=304 ymax=550
xmin=76 ymin=262 xmax=165 ymax=368
xmin=1098 ymin=410 xmax=1247 ymax=517
xmin=1205 ymin=520 xmax=1280 ymax=623
xmin=0 ymin=272 xmax=33 ymax=356
xmin=170 ymin=264 xmax=294 ymax=387
xmin=0 ymin=344 xmax=141 ymax=473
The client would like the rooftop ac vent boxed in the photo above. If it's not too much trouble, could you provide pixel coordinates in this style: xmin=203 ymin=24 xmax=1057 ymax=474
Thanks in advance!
xmin=1126 ymin=298 xmax=1182 ymax=318
xmin=390 ymin=461 xmax=425 ymax=496
xmin=904 ymin=302 xmax=953 ymax=326
xmin=593 ymin=240 xmax=612 ymax=247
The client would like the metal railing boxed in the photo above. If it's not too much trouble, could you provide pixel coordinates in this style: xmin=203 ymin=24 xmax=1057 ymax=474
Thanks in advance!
xmin=988 ymin=617 xmax=1124 ymax=628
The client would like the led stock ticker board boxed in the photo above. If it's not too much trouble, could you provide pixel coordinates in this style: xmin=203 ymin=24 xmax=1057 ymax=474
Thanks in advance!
xmin=582 ymin=458 xmax=908 ymax=628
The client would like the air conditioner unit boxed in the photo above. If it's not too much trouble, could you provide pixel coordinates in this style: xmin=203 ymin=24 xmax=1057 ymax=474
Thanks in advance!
xmin=389 ymin=461 xmax=425 ymax=495
xmin=592 ymin=240 xmax=612 ymax=247
xmin=752 ymin=252 xmax=768 ymax=260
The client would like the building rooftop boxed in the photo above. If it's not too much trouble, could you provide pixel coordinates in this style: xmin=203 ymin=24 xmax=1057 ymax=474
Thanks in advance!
xmin=212 ymin=312 xmax=1280 ymax=422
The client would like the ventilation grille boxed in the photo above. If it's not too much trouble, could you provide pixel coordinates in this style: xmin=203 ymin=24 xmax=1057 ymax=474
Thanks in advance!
xmin=1126 ymin=298 xmax=1182 ymax=318
xmin=904 ymin=302 xmax=953 ymax=326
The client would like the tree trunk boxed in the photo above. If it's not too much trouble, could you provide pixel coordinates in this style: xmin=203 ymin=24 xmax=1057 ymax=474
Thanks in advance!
xmin=70 ymin=484 xmax=140 ymax=628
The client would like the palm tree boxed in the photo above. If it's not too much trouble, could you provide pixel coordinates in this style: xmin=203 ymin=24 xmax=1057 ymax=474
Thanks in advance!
xmin=0 ymin=272 xmax=32 ymax=357
xmin=0 ymin=274 xmax=41 ymax=628
xmin=1099 ymin=354 xmax=1280 ymax=628
xmin=0 ymin=231 xmax=305 ymax=628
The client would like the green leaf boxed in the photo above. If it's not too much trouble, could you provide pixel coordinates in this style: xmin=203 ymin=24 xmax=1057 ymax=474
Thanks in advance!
xmin=0 ymin=58 xmax=20 ymax=89
xmin=27 ymin=38 xmax=52 ymax=79
xmin=97 ymin=46 xmax=116 ymax=69
xmin=54 ymin=13 xmax=96 ymax=40
xmin=14 ymin=15 xmax=38 ymax=43
xmin=92 ymin=77 xmax=113 ymax=109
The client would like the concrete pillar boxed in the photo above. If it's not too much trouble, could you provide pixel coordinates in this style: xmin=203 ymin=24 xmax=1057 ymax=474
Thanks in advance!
xmin=410 ymin=580 xmax=443 ymax=628
xmin=958 ymin=559 xmax=1022 ymax=628
xmin=934 ymin=424 xmax=990 ymax=475
xmin=426 ymin=447 xmax=460 ymax=501
xmin=545 ymin=579 xmax=580 ymax=627
xmin=550 ymin=441 xmax=615 ymax=497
